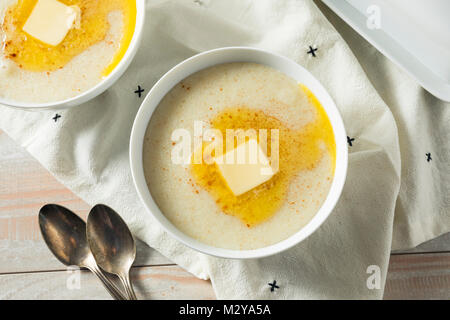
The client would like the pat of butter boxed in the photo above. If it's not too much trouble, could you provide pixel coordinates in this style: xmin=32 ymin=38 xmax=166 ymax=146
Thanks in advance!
xmin=22 ymin=0 xmax=81 ymax=46
xmin=214 ymin=139 xmax=277 ymax=196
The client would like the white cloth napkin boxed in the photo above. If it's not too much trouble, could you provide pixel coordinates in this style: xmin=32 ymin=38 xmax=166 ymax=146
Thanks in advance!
xmin=1 ymin=0 xmax=448 ymax=299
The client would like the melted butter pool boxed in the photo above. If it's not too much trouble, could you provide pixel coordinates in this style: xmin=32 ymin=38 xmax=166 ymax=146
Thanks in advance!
xmin=190 ymin=85 xmax=336 ymax=227
xmin=1 ymin=0 xmax=136 ymax=76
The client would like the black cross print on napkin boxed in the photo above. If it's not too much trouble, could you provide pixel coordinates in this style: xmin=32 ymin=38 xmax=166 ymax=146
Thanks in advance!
xmin=52 ymin=114 xmax=61 ymax=122
xmin=268 ymin=280 xmax=279 ymax=292
xmin=307 ymin=45 xmax=318 ymax=57
xmin=426 ymin=153 xmax=432 ymax=162
xmin=134 ymin=85 xmax=145 ymax=98
xmin=347 ymin=136 xmax=355 ymax=147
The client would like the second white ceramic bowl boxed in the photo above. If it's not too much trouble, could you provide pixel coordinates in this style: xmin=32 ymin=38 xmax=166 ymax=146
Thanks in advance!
xmin=0 ymin=0 xmax=146 ymax=110
xmin=130 ymin=47 xmax=348 ymax=259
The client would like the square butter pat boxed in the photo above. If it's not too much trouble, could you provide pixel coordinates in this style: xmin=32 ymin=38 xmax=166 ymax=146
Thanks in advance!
xmin=215 ymin=139 xmax=277 ymax=196
xmin=23 ymin=0 xmax=80 ymax=46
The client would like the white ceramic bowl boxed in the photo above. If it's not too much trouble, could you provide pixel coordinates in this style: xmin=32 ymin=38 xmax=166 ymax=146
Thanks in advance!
xmin=0 ymin=0 xmax=146 ymax=110
xmin=130 ymin=47 xmax=348 ymax=259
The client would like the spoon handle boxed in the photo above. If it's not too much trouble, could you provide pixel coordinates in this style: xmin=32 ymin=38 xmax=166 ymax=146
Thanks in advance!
xmin=120 ymin=273 xmax=138 ymax=300
xmin=89 ymin=266 xmax=128 ymax=300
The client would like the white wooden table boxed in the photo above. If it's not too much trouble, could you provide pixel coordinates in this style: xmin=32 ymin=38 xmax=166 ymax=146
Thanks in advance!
xmin=0 ymin=129 xmax=448 ymax=299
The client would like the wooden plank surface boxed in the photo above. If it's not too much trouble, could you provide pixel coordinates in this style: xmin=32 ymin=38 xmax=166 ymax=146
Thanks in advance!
xmin=0 ymin=252 xmax=448 ymax=300
xmin=0 ymin=129 xmax=449 ymax=299
xmin=385 ymin=253 xmax=450 ymax=300
xmin=0 ymin=265 xmax=215 ymax=300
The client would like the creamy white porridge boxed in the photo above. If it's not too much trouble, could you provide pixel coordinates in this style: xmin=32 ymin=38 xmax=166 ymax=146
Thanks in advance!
xmin=0 ymin=0 xmax=136 ymax=103
xmin=143 ymin=62 xmax=336 ymax=250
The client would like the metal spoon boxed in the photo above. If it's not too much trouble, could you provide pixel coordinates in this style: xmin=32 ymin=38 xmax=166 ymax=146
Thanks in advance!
xmin=86 ymin=204 xmax=138 ymax=300
xmin=39 ymin=204 xmax=127 ymax=300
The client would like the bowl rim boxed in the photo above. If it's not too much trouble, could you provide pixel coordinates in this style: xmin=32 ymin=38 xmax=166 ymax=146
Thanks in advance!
xmin=130 ymin=46 xmax=348 ymax=259
xmin=0 ymin=0 xmax=146 ymax=110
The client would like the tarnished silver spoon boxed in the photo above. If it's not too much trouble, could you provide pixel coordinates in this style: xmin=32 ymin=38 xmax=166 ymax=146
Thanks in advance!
xmin=39 ymin=204 xmax=127 ymax=300
xmin=87 ymin=204 xmax=138 ymax=300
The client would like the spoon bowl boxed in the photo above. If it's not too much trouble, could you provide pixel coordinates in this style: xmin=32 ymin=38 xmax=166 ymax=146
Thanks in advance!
xmin=87 ymin=204 xmax=137 ymax=300
xmin=39 ymin=204 xmax=90 ymax=267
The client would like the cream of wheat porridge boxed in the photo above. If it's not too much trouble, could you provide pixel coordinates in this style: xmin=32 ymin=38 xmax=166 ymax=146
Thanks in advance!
xmin=0 ymin=0 xmax=136 ymax=103
xmin=143 ymin=62 xmax=336 ymax=250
